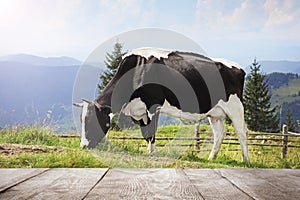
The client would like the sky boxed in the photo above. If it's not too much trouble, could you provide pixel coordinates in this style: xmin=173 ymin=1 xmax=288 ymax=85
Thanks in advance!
xmin=0 ymin=0 xmax=300 ymax=67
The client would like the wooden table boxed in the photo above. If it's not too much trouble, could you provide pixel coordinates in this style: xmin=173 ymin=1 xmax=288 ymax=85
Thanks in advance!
xmin=0 ymin=168 xmax=299 ymax=199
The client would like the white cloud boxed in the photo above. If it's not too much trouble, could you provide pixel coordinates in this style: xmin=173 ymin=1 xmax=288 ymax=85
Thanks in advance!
xmin=195 ymin=0 xmax=300 ymax=40
xmin=226 ymin=1 xmax=266 ymax=32
xmin=192 ymin=0 xmax=300 ymax=64
xmin=263 ymin=0 xmax=300 ymax=30
xmin=0 ymin=0 xmax=155 ymax=59
xmin=0 ymin=0 xmax=299 ymax=62
xmin=0 ymin=0 xmax=88 ymax=58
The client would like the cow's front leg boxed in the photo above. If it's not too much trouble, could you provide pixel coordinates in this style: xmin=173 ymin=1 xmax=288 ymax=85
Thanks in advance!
xmin=140 ymin=105 xmax=160 ymax=153
xmin=141 ymin=126 xmax=158 ymax=153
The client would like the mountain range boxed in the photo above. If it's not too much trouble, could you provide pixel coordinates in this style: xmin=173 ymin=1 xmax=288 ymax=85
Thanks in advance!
xmin=0 ymin=54 xmax=81 ymax=132
xmin=0 ymin=54 xmax=81 ymax=66
xmin=245 ymin=60 xmax=300 ymax=74
xmin=0 ymin=54 xmax=299 ymax=132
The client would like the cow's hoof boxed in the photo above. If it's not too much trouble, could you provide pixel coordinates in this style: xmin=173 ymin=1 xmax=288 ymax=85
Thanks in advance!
xmin=147 ymin=143 xmax=157 ymax=153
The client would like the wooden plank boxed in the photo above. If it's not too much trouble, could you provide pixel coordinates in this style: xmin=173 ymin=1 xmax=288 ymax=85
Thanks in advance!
xmin=217 ymin=169 xmax=300 ymax=200
xmin=0 ymin=168 xmax=49 ymax=192
xmin=254 ymin=169 xmax=300 ymax=195
xmin=0 ymin=168 xmax=108 ymax=200
xmin=184 ymin=169 xmax=252 ymax=200
xmin=85 ymin=168 xmax=203 ymax=199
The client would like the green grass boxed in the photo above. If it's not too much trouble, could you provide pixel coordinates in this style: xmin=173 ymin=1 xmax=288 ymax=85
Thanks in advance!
xmin=102 ymin=125 xmax=300 ymax=169
xmin=1 ymin=125 xmax=300 ymax=168
xmin=0 ymin=150 xmax=106 ymax=168
xmin=89 ymin=144 xmax=299 ymax=169
xmin=0 ymin=125 xmax=80 ymax=149
xmin=0 ymin=125 xmax=105 ymax=168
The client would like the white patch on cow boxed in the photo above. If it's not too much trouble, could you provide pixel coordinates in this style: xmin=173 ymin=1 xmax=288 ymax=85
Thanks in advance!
xmin=109 ymin=113 xmax=114 ymax=121
xmin=122 ymin=47 xmax=173 ymax=60
xmin=160 ymin=100 xmax=207 ymax=121
xmin=80 ymin=101 xmax=90 ymax=148
xmin=210 ymin=57 xmax=242 ymax=69
xmin=122 ymin=98 xmax=148 ymax=125
xmin=147 ymin=110 xmax=155 ymax=121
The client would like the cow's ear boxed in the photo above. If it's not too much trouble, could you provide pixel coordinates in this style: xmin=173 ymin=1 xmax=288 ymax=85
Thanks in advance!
xmin=73 ymin=103 xmax=84 ymax=108
xmin=82 ymin=98 xmax=93 ymax=104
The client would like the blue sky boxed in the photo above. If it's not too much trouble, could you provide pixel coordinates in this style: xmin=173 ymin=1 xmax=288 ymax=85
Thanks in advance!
xmin=0 ymin=0 xmax=300 ymax=67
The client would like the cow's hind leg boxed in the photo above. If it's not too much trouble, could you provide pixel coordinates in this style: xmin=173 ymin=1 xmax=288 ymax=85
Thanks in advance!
xmin=140 ymin=105 xmax=160 ymax=153
xmin=208 ymin=115 xmax=226 ymax=160
xmin=218 ymin=94 xmax=249 ymax=163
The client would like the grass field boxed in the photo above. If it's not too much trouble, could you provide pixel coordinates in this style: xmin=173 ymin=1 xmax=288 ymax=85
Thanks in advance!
xmin=0 ymin=126 xmax=105 ymax=168
xmin=0 ymin=125 xmax=300 ymax=168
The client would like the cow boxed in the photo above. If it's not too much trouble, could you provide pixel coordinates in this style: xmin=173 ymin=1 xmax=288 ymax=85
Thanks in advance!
xmin=73 ymin=47 xmax=249 ymax=162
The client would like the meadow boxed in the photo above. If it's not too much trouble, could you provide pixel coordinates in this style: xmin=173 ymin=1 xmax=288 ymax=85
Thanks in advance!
xmin=0 ymin=125 xmax=299 ymax=168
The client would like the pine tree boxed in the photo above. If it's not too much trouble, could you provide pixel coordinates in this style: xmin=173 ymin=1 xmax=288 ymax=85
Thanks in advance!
xmin=286 ymin=106 xmax=296 ymax=132
xmin=98 ymin=42 xmax=127 ymax=92
xmin=244 ymin=59 xmax=279 ymax=132
xmin=97 ymin=42 xmax=127 ymax=131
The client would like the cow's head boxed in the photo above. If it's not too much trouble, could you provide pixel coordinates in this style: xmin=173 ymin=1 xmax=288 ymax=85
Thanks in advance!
xmin=73 ymin=99 xmax=111 ymax=148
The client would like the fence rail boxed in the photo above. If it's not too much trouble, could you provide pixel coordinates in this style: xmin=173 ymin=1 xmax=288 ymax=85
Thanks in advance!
xmin=107 ymin=124 xmax=300 ymax=158
xmin=57 ymin=124 xmax=300 ymax=158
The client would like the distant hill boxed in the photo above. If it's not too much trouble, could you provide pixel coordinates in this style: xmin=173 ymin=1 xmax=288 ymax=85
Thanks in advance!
xmin=245 ymin=60 xmax=300 ymax=74
xmin=267 ymin=73 xmax=300 ymax=128
xmin=0 ymin=55 xmax=81 ymax=132
xmin=0 ymin=54 xmax=81 ymax=66
xmin=267 ymin=73 xmax=299 ymax=90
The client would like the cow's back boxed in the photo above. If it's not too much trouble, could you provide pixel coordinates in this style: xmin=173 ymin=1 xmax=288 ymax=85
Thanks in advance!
xmin=97 ymin=48 xmax=245 ymax=115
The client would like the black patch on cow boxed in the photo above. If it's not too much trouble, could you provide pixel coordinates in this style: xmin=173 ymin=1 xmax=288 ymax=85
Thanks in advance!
xmin=130 ymin=83 xmax=180 ymax=111
xmin=163 ymin=52 xmax=212 ymax=113
xmin=216 ymin=63 xmax=246 ymax=102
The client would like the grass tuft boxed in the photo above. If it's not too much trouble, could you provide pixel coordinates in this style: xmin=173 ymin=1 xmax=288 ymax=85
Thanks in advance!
xmin=0 ymin=125 xmax=80 ymax=149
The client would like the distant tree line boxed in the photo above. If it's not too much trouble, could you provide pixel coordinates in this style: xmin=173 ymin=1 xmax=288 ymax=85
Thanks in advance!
xmin=267 ymin=72 xmax=298 ymax=90
xmin=280 ymin=101 xmax=299 ymax=132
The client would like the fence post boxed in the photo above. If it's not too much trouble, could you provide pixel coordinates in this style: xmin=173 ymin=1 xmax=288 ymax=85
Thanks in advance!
xmin=282 ymin=124 xmax=288 ymax=159
xmin=194 ymin=123 xmax=200 ymax=151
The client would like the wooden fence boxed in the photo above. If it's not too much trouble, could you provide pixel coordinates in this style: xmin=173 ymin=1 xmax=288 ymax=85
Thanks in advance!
xmin=108 ymin=124 xmax=300 ymax=159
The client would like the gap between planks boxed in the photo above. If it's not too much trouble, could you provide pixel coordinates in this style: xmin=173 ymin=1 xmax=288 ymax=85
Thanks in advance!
xmin=0 ymin=168 xmax=50 ymax=193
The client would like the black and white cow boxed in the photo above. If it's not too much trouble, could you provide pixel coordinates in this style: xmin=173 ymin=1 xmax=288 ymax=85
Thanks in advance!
xmin=74 ymin=48 xmax=249 ymax=162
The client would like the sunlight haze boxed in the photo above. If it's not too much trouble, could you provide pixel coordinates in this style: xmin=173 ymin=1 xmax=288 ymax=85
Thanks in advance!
xmin=0 ymin=0 xmax=299 ymax=66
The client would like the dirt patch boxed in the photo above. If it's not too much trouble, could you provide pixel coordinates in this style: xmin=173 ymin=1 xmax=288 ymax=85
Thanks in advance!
xmin=0 ymin=143 xmax=65 ymax=157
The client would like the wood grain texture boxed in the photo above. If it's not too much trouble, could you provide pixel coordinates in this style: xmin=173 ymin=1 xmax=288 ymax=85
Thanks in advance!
xmin=0 ymin=168 xmax=49 ymax=192
xmin=1 ymin=168 xmax=299 ymax=200
xmin=0 ymin=168 xmax=108 ymax=200
xmin=184 ymin=169 xmax=252 ymax=200
xmin=85 ymin=168 xmax=203 ymax=200
xmin=217 ymin=168 xmax=300 ymax=200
